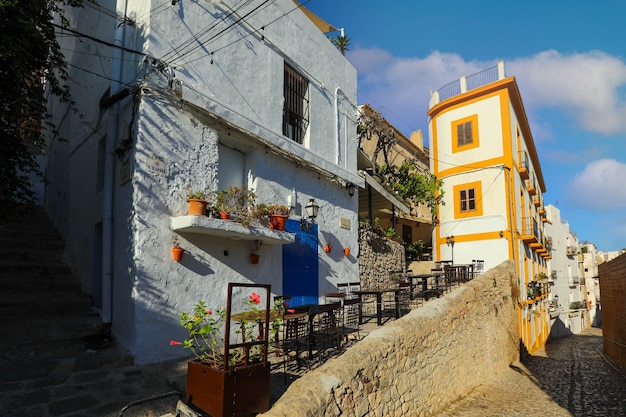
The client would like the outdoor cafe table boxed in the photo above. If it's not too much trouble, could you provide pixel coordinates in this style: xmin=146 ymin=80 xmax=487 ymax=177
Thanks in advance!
xmin=353 ymin=288 xmax=401 ymax=326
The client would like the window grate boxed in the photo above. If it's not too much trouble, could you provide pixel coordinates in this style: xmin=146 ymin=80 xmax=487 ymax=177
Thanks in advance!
xmin=283 ymin=63 xmax=309 ymax=144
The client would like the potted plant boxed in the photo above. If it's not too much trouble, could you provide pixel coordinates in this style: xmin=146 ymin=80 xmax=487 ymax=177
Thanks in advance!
xmin=215 ymin=186 xmax=257 ymax=226
xmin=184 ymin=187 xmax=209 ymax=216
xmin=266 ymin=204 xmax=291 ymax=231
xmin=171 ymin=283 xmax=282 ymax=417
xmin=172 ymin=239 xmax=184 ymax=261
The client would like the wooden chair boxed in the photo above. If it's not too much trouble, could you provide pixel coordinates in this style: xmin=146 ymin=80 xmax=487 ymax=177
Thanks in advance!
xmin=472 ymin=260 xmax=484 ymax=278
xmin=311 ymin=302 xmax=342 ymax=361
xmin=341 ymin=297 xmax=361 ymax=344
xmin=325 ymin=292 xmax=346 ymax=305
xmin=280 ymin=306 xmax=311 ymax=383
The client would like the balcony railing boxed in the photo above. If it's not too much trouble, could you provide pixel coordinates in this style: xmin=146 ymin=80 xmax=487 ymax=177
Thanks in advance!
xmin=518 ymin=152 xmax=530 ymax=180
xmin=526 ymin=177 xmax=536 ymax=195
xmin=521 ymin=217 xmax=540 ymax=243
xmin=431 ymin=62 xmax=505 ymax=105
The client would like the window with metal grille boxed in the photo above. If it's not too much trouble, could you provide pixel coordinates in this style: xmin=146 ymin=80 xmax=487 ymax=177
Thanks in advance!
xmin=283 ymin=63 xmax=309 ymax=144
xmin=459 ymin=187 xmax=476 ymax=212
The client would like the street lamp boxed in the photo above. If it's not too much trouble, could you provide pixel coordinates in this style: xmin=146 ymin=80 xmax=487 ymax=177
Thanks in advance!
xmin=446 ymin=235 xmax=455 ymax=264
xmin=300 ymin=199 xmax=319 ymax=230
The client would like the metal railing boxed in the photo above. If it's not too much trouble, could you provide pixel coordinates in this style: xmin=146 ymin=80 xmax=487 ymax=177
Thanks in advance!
xmin=466 ymin=65 xmax=500 ymax=90
xmin=436 ymin=63 xmax=502 ymax=102
xmin=437 ymin=80 xmax=462 ymax=102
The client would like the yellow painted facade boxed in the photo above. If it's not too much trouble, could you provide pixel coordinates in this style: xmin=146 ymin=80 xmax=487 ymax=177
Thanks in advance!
xmin=428 ymin=69 xmax=550 ymax=355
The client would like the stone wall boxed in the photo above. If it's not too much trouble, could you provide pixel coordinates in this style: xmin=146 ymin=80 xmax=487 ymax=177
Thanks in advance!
xmin=358 ymin=229 xmax=406 ymax=288
xmin=598 ymin=253 xmax=626 ymax=368
xmin=259 ymin=260 xmax=519 ymax=417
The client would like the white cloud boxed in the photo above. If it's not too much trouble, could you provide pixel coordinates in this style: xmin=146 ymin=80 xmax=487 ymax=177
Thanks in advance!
xmin=563 ymin=159 xmax=626 ymax=211
xmin=509 ymin=50 xmax=626 ymax=135
xmin=346 ymin=48 xmax=626 ymax=137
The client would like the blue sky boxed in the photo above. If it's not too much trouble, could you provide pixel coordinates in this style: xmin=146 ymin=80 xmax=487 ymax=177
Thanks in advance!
xmin=306 ymin=0 xmax=626 ymax=252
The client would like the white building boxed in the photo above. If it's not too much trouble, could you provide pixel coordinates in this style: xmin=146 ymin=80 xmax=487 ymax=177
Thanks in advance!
xmin=544 ymin=204 xmax=588 ymax=336
xmin=48 ymin=0 xmax=359 ymax=364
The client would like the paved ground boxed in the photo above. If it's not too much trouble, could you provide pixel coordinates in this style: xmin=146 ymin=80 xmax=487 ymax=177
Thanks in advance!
xmin=3 ymin=318 xmax=625 ymax=416
xmin=437 ymin=327 xmax=626 ymax=417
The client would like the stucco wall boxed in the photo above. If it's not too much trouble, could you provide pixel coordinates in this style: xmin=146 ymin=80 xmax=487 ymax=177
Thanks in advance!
xmin=261 ymin=260 xmax=519 ymax=417
xmin=598 ymin=253 xmax=626 ymax=368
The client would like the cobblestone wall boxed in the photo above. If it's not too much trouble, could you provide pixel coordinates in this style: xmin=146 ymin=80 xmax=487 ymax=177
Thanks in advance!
xmin=260 ymin=260 xmax=519 ymax=417
xmin=358 ymin=229 xmax=406 ymax=288
xmin=598 ymin=253 xmax=626 ymax=368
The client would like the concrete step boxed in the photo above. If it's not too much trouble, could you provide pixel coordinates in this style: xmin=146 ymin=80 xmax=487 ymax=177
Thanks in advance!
xmin=0 ymin=236 xmax=65 ymax=251
xmin=0 ymin=271 xmax=80 ymax=291
xmin=0 ymin=334 xmax=132 ymax=383
xmin=0 ymin=246 xmax=63 ymax=261
xmin=0 ymin=228 xmax=63 ymax=241
xmin=0 ymin=289 xmax=92 ymax=315
xmin=0 ymin=259 xmax=71 ymax=275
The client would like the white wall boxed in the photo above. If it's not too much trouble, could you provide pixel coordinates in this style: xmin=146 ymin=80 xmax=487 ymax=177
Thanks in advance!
xmin=50 ymin=0 xmax=359 ymax=364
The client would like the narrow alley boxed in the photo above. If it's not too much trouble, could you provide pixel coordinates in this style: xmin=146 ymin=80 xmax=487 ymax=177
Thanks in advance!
xmin=438 ymin=327 xmax=626 ymax=417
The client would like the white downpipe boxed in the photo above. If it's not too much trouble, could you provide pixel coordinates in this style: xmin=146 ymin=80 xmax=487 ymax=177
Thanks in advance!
xmin=102 ymin=0 xmax=128 ymax=323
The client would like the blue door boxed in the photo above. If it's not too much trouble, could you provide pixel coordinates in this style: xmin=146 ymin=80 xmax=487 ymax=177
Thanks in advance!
xmin=282 ymin=219 xmax=318 ymax=306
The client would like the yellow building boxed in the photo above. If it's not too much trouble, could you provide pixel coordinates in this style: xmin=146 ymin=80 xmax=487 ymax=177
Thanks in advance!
xmin=427 ymin=62 xmax=550 ymax=355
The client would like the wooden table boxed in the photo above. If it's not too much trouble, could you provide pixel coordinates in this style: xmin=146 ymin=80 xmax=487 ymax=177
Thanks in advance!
xmin=354 ymin=288 xmax=401 ymax=326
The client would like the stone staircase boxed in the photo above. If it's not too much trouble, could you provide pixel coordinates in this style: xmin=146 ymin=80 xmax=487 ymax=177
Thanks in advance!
xmin=0 ymin=206 xmax=130 ymax=385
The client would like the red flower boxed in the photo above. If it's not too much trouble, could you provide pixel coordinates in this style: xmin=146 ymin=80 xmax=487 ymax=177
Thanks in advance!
xmin=249 ymin=292 xmax=261 ymax=305
xmin=206 ymin=310 xmax=212 ymax=315
xmin=170 ymin=340 xmax=182 ymax=346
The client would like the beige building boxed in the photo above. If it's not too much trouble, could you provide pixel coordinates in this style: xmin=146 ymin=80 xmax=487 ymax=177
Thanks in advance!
xmin=357 ymin=104 xmax=433 ymax=255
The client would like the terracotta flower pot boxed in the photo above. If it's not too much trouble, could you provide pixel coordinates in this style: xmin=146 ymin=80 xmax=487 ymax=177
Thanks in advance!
xmin=268 ymin=214 xmax=287 ymax=231
xmin=219 ymin=211 xmax=230 ymax=220
xmin=343 ymin=248 xmax=350 ymax=256
xmin=187 ymin=199 xmax=208 ymax=216
xmin=172 ymin=247 xmax=184 ymax=261
xmin=324 ymin=244 xmax=332 ymax=253
xmin=250 ymin=253 xmax=260 ymax=264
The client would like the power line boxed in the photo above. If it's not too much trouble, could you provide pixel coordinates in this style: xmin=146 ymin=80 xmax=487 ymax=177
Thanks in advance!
xmin=164 ymin=0 xmax=269 ymax=64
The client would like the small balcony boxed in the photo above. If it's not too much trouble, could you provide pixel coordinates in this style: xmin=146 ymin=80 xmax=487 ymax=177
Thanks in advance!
xmin=526 ymin=178 xmax=536 ymax=195
xmin=521 ymin=217 xmax=539 ymax=244
xmin=518 ymin=152 xmax=530 ymax=180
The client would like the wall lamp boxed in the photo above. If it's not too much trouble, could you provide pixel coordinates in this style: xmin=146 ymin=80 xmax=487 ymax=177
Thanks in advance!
xmin=346 ymin=183 xmax=356 ymax=197
xmin=300 ymin=198 xmax=319 ymax=230
xmin=446 ymin=235 xmax=455 ymax=264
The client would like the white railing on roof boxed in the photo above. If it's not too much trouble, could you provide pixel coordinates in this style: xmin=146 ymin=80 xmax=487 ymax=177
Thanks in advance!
xmin=429 ymin=61 xmax=506 ymax=107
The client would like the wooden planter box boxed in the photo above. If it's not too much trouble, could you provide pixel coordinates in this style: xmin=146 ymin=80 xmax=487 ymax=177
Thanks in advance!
xmin=186 ymin=360 xmax=270 ymax=417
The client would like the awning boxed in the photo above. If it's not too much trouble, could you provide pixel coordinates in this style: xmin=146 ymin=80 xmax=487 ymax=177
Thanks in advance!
xmin=292 ymin=0 xmax=339 ymax=34
xmin=359 ymin=170 xmax=410 ymax=214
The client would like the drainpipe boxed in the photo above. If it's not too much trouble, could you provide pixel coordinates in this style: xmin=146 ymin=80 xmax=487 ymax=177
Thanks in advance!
xmin=102 ymin=0 xmax=128 ymax=323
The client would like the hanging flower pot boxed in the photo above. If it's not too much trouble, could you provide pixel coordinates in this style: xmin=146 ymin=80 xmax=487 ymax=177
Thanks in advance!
xmin=172 ymin=246 xmax=184 ymax=261
xmin=343 ymin=248 xmax=350 ymax=256
xmin=250 ymin=253 xmax=260 ymax=264
xmin=187 ymin=199 xmax=208 ymax=216
xmin=324 ymin=244 xmax=332 ymax=254
xmin=268 ymin=214 xmax=288 ymax=231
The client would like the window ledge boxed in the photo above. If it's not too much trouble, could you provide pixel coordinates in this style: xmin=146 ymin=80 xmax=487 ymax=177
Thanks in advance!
xmin=170 ymin=216 xmax=295 ymax=245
